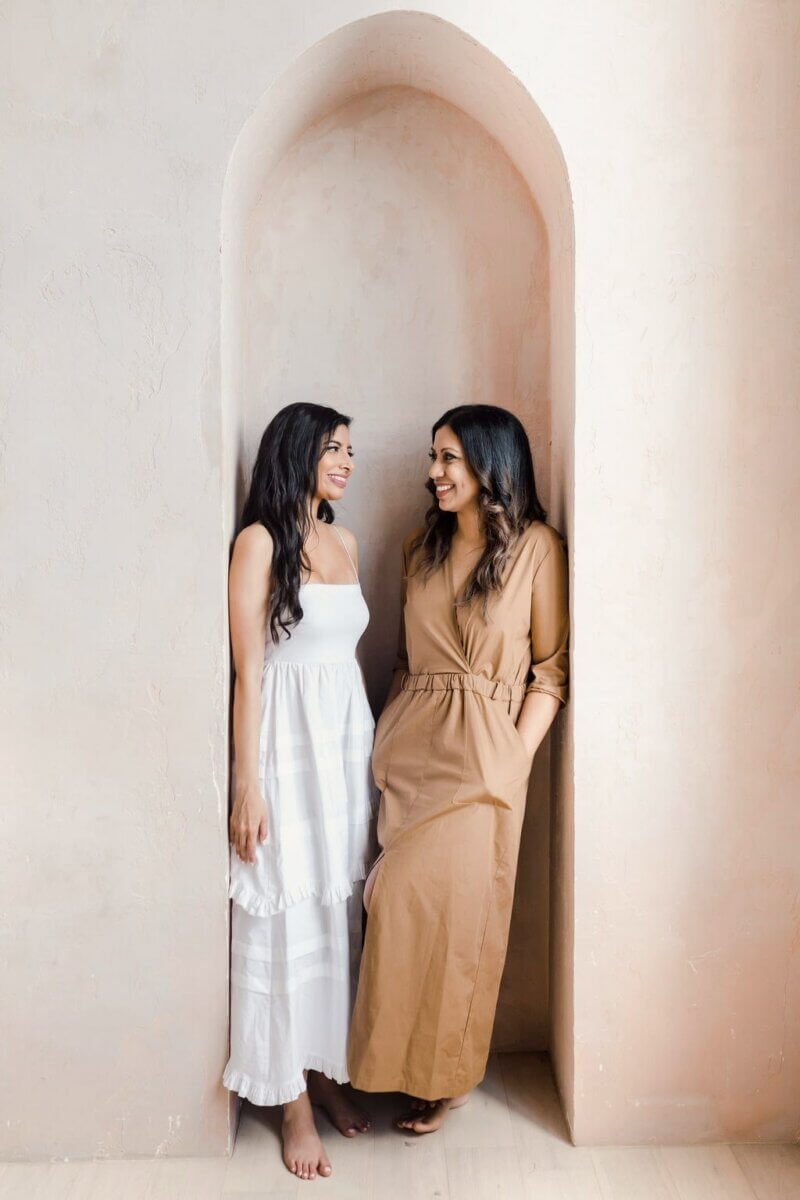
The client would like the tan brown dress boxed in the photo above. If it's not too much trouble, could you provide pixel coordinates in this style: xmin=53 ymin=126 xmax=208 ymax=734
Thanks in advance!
xmin=347 ymin=521 xmax=569 ymax=1100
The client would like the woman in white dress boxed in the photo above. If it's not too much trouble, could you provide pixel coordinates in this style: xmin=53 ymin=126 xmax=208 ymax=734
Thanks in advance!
xmin=223 ymin=402 xmax=377 ymax=1181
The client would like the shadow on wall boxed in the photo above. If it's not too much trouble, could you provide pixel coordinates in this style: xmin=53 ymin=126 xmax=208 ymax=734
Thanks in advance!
xmin=221 ymin=10 xmax=574 ymax=1065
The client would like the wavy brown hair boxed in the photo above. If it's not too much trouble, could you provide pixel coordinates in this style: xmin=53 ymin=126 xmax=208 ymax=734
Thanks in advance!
xmin=413 ymin=404 xmax=546 ymax=613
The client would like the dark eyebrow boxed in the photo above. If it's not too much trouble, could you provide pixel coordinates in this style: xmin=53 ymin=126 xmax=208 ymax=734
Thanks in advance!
xmin=433 ymin=445 xmax=460 ymax=455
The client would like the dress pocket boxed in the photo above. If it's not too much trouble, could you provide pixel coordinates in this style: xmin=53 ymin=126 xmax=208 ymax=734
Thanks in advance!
xmin=371 ymin=690 xmax=407 ymax=792
xmin=452 ymin=696 xmax=528 ymax=808
xmin=504 ymin=714 xmax=531 ymax=773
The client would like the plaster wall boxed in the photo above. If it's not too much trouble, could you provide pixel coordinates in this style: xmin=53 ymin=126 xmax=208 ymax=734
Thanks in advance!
xmin=1 ymin=0 xmax=798 ymax=1159
xmin=567 ymin=6 xmax=800 ymax=1144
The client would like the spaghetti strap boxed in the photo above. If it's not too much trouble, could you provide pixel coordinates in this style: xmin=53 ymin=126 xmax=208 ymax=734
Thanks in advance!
xmin=333 ymin=525 xmax=359 ymax=583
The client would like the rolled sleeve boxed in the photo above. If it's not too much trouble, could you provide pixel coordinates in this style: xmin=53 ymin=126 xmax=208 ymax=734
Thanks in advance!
xmin=525 ymin=535 xmax=569 ymax=705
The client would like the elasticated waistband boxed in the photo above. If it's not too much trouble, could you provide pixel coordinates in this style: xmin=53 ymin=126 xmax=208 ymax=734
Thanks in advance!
xmin=400 ymin=671 xmax=526 ymax=703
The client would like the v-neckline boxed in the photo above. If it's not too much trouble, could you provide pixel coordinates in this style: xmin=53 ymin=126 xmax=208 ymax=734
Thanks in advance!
xmin=445 ymin=541 xmax=483 ymax=604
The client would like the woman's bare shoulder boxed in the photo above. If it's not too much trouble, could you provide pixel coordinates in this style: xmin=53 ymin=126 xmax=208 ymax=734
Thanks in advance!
xmin=232 ymin=522 xmax=274 ymax=569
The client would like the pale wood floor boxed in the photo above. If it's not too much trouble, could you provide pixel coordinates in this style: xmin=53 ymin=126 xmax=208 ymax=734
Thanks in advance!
xmin=2 ymin=1054 xmax=798 ymax=1199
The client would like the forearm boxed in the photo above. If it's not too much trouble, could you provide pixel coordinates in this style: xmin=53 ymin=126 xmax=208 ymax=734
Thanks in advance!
xmin=515 ymin=691 xmax=560 ymax=759
xmin=232 ymin=673 xmax=262 ymax=790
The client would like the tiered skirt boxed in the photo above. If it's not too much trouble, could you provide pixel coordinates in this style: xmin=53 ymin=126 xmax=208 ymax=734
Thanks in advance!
xmin=223 ymin=659 xmax=377 ymax=1105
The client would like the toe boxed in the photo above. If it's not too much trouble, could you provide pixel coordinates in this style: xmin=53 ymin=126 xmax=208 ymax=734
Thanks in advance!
xmin=397 ymin=1111 xmax=424 ymax=1131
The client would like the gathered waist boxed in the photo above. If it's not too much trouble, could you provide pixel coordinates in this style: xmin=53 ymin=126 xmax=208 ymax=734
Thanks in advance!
xmin=400 ymin=671 xmax=525 ymax=703
xmin=264 ymin=654 xmax=360 ymax=668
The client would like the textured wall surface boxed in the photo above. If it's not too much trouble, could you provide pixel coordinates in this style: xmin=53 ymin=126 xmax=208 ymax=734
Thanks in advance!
xmin=1 ymin=1 xmax=239 ymax=1161
xmin=567 ymin=3 xmax=800 ymax=1145
xmin=1 ymin=0 xmax=798 ymax=1159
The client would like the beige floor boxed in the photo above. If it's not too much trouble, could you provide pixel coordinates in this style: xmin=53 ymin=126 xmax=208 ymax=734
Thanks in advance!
xmin=1 ymin=1054 xmax=798 ymax=1199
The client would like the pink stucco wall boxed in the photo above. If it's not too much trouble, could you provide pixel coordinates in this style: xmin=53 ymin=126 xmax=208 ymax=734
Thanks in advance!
xmin=1 ymin=3 xmax=797 ymax=1159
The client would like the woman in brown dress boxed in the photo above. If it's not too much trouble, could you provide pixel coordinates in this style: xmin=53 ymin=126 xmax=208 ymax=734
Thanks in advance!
xmin=347 ymin=404 xmax=569 ymax=1133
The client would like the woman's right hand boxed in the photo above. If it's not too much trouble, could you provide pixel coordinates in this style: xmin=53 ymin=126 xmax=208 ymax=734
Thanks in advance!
xmin=230 ymin=784 xmax=268 ymax=864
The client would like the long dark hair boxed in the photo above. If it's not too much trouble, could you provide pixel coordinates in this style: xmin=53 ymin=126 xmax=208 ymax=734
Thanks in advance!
xmin=414 ymin=404 xmax=546 ymax=612
xmin=241 ymin=402 xmax=351 ymax=641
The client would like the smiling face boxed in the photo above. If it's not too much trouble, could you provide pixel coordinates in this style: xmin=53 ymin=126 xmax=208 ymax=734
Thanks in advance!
xmin=428 ymin=425 xmax=479 ymax=515
xmin=314 ymin=423 xmax=354 ymax=503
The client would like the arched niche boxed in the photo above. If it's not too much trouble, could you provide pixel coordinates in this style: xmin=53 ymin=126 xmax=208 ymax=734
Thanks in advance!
xmin=221 ymin=10 xmax=575 ymax=1072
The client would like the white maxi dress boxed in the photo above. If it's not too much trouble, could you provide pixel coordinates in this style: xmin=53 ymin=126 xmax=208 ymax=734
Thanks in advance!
xmin=223 ymin=545 xmax=377 ymax=1106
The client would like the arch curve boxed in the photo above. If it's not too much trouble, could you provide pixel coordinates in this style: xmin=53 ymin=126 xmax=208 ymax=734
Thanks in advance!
xmin=220 ymin=8 xmax=574 ymax=1099
xmin=221 ymin=9 xmax=574 ymax=533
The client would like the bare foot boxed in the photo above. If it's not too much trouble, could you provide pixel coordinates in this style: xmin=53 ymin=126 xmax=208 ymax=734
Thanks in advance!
xmin=282 ymin=1091 xmax=332 ymax=1181
xmin=307 ymin=1070 xmax=371 ymax=1136
xmin=395 ymin=1093 xmax=470 ymax=1134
